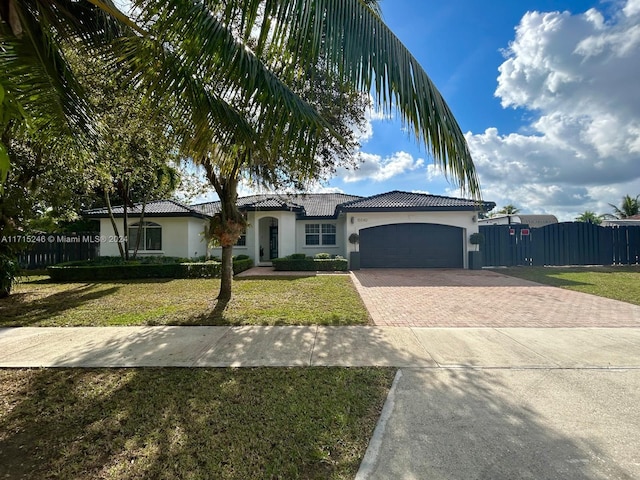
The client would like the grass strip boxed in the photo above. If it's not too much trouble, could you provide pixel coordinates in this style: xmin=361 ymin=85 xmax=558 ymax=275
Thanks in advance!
xmin=0 ymin=276 xmax=370 ymax=326
xmin=0 ymin=367 xmax=395 ymax=480
xmin=495 ymin=266 xmax=640 ymax=305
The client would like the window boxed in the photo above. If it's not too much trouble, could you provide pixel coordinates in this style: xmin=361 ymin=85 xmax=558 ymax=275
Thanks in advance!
xmin=305 ymin=223 xmax=336 ymax=246
xmin=305 ymin=224 xmax=320 ymax=245
xmin=322 ymin=224 xmax=336 ymax=245
xmin=128 ymin=222 xmax=162 ymax=251
xmin=235 ymin=233 xmax=247 ymax=246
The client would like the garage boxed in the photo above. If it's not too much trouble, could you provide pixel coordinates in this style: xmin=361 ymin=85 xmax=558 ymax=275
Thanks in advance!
xmin=359 ymin=223 xmax=464 ymax=268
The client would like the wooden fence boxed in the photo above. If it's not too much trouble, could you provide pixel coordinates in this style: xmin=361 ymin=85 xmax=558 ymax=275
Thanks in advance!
xmin=17 ymin=233 xmax=100 ymax=269
xmin=480 ymin=223 xmax=640 ymax=267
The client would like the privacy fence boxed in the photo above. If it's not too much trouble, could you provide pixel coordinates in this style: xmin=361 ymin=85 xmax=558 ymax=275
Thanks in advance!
xmin=16 ymin=233 xmax=100 ymax=269
xmin=480 ymin=223 xmax=640 ymax=267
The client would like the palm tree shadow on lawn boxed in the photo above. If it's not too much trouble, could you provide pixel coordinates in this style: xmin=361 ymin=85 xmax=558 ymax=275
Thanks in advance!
xmin=0 ymin=283 xmax=120 ymax=326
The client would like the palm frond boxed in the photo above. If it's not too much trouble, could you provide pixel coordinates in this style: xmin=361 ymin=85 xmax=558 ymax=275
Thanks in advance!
xmin=195 ymin=0 xmax=479 ymax=197
xmin=121 ymin=1 xmax=333 ymax=166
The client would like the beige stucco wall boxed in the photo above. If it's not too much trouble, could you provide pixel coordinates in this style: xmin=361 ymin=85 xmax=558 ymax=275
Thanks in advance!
xmin=99 ymin=217 xmax=207 ymax=259
xmin=295 ymin=218 xmax=347 ymax=258
xmin=208 ymin=211 xmax=298 ymax=264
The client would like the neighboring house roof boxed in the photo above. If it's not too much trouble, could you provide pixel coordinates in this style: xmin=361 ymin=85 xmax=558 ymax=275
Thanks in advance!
xmin=337 ymin=190 xmax=495 ymax=213
xmin=602 ymin=214 xmax=640 ymax=226
xmin=193 ymin=193 xmax=363 ymax=219
xmin=84 ymin=199 xmax=209 ymax=219
xmin=479 ymin=214 xmax=558 ymax=228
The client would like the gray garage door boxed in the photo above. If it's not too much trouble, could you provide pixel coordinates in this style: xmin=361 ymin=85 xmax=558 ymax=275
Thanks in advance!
xmin=360 ymin=223 xmax=463 ymax=268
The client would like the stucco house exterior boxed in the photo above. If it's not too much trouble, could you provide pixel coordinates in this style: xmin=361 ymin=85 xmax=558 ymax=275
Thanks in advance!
xmin=85 ymin=190 xmax=495 ymax=269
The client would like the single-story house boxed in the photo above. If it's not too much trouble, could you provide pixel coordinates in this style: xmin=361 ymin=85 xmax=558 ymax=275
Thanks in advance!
xmin=85 ymin=190 xmax=495 ymax=269
xmin=478 ymin=214 xmax=558 ymax=228
xmin=601 ymin=214 xmax=640 ymax=227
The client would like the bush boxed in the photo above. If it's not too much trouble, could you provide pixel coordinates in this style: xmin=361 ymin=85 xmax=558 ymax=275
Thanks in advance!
xmin=47 ymin=257 xmax=254 ymax=281
xmin=314 ymin=253 xmax=331 ymax=259
xmin=272 ymin=254 xmax=348 ymax=272
xmin=0 ymin=254 xmax=20 ymax=298
xmin=233 ymin=257 xmax=254 ymax=274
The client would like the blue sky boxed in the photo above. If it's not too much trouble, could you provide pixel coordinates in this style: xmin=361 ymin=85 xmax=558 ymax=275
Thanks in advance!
xmin=318 ymin=0 xmax=640 ymax=220
xmin=182 ymin=0 xmax=640 ymax=220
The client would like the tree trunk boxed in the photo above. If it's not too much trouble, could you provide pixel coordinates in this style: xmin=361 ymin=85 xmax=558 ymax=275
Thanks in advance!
xmin=105 ymin=190 xmax=125 ymax=259
xmin=122 ymin=177 xmax=130 ymax=261
xmin=202 ymin=157 xmax=246 ymax=318
xmin=213 ymin=243 xmax=234 ymax=318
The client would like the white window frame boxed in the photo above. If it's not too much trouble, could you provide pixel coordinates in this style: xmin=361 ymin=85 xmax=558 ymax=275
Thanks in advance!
xmin=305 ymin=223 xmax=336 ymax=246
xmin=128 ymin=221 xmax=162 ymax=251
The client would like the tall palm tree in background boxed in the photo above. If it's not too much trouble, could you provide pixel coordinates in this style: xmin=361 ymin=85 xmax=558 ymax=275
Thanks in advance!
xmin=2 ymin=0 xmax=481 ymax=312
xmin=497 ymin=204 xmax=520 ymax=215
xmin=575 ymin=210 xmax=604 ymax=225
xmin=609 ymin=195 xmax=640 ymax=219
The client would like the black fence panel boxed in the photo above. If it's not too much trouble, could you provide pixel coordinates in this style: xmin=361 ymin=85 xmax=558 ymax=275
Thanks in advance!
xmin=17 ymin=233 xmax=100 ymax=269
xmin=481 ymin=223 xmax=640 ymax=267
xmin=480 ymin=224 xmax=532 ymax=267
xmin=612 ymin=225 xmax=640 ymax=265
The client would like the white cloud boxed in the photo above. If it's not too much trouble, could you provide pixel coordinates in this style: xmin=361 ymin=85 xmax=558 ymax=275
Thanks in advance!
xmin=353 ymin=100 xmax=389 ymax=144
xmin=468 ymin=0 xmax=640 ymax=220
xmin=624 ymin=0 xmax=640 ymax=17
xmin=340 ymin=151 xmax=425 ymax=183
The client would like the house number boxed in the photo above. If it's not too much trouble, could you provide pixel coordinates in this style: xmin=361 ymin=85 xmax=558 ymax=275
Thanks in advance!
xmin=356 ymin=217 xmax=368 ymax=223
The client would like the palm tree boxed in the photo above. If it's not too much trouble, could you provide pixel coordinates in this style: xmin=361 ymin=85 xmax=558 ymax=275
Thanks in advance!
xmin=609 ymin=195 xmax=639 ymax=219
xmin=497 ymin=204 xmax=520 ymax=215
xmin=3 ymin=0 xmax=482 ymax=313
xmin=0 ymin=1 xmax=123 ymax=192
xmin=575 ymin=211 xmax=604 ymax=225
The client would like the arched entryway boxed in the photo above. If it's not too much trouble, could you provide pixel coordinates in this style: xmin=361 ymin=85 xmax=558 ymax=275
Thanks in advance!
xmin=258 ymin=216 xmax=279 ymax=263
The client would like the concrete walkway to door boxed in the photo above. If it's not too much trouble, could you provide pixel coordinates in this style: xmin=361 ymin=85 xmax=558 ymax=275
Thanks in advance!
xmin=350 ymin=269 xmax=640 ymax=327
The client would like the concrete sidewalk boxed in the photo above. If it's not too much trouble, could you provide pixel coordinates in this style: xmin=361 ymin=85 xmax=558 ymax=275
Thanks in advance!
xmin=2 ymin=325 xmax=640 ymax=479
xmin=1 ymin=325 xmax=640 ymax=368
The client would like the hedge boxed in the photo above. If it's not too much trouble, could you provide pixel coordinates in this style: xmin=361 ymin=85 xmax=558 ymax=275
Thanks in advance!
xmin=47 ymin=258 xmax=254 ymax=281
xmin=271 ymin=255 xmax=348 ymax=272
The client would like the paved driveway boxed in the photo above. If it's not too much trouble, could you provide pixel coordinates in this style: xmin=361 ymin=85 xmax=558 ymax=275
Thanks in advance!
xmin=351 ymin=269 xmax=640 ymax=327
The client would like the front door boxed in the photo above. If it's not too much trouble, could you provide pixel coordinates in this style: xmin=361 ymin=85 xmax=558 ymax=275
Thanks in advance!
xmin=269 ymin=226 xmax=279 ymax=259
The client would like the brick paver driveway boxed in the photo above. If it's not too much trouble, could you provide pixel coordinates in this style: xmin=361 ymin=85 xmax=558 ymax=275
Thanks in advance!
xmin=351 ymin=269 xmax=640 ymax=327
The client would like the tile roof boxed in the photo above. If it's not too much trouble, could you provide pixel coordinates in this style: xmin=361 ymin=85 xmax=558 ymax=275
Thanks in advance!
xmin=193 ymin=193 xmax=363 ymax=219
xmin=84 ymin=199 xmax=208 ymax=218
xmin=337 ymin=191 xmax=495 ymax=212
xmin=86 ymin=191 xmax=494 ymax=220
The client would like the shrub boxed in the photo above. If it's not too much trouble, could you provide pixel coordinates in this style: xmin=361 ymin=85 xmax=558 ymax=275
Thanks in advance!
xmin=47 ymin=257 xmax=254 ymax=281
xmin=233 ymin=257 xmax=254 ymax=274
xmin=0 ymin=254 xmax=20 ymax=298
xmin=314 ymin=253 xmax=331 ymax=259
xmin=469 ymin=233 xmax=485 ymax=245
xmin=272 ymin=255 xmax=348 ymax=272
xmin=289 ymin=253 xmax=307 ymax=260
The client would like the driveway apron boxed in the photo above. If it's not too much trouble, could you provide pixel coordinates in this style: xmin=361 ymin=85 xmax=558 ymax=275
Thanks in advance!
xmin=352 ymin=268 xmax=640 ymax=479
xmin=350 ymin=269 xmax=640 ymax=327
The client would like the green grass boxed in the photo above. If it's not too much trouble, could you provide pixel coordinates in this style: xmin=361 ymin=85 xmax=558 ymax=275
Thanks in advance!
xmin=0 ymin=367 xmax=395 ymax=480
xmin=0 ymin=275 xmax=370 ymax=326
xmin=496 ymin=265 xmax=640 ymax=305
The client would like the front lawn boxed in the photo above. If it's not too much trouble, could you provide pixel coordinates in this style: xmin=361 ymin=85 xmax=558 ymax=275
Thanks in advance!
xmin=0 ymin=275 xmax=370 ymax=326
xmin=496 ymin=266 xmax=640 ymax=305
xmin=0 ymin=367 xmax=395 ymax=480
